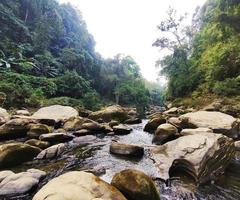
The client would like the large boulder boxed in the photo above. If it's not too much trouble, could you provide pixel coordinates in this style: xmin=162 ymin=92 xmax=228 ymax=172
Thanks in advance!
xmin=113 ymin=124 xmax=132 ymax=135
xmin=0 ymin=118 xmax=33 ymax=140
xmin=0 ymin=169 xmax=46 ymax=196
xmin=150 ymin=133 xmax=234 ymax=184
xmin=39 ymin=133 xmax=74 ymax=143
xmin=179 ymin=111 xmax=239 ymax=138
xmin=144 ymin=117 xmax=166 ymax=133
xmin=0 ymin=143 xmax=41 ymax=168
xmin=27 ymin=124 xmax=52 ymax=139
xmin=152 ymin=123 xmax=178 ymax=145
xmin=33 ymin=171 xmax=127 ymax=200
xmin=0 ymin=108 xmax=10 ymax=125
xmin=36 ymin=143 xmax=65 ymax=159
xmin=89 ymin=105 xmax=128 ymax=122
xmin=110 ymin=141 xmax=144 ymax=157
xmin=32 ymin=105 xmax=78 ymax=124
xmin=111 ymin=169 xmax=160 ymax=200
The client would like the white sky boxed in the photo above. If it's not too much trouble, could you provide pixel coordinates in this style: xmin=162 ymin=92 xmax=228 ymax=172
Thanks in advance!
xmin=59 ymin=0 xmax=206 ymax=82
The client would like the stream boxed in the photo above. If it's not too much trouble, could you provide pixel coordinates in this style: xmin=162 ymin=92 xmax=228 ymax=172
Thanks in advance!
xmin=3 ymin=120 xmax=240 ymax=200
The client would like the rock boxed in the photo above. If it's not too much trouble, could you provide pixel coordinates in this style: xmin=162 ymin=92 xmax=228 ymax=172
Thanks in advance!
xmin=102 ymin=123 xmax=113 ymax=133
xmin=78 ymin=108 xmax=92 ymax=117
xmin=0 ymin=171 xmax=14 ymax=182
xmin=220 ymin=105 xmax=240 ymax=117
xmin=163 ymin=107 xmax=179 ymax=115
xmin=111 ymin=169 xmax=160 ymax=200
xmin=25 ymin=139 xmax=51 ymax=149
xmin=167 ymin=117 xmax=183 ymax=129
xmin=0 ymin=169 xmax=46 ymax=195
xmin=0 ymin=107 xmax=10 ymax=125
xmin=113 ymin=124 xmax=132 ymax=135
xmin=124 ymin=118 xmax=142 ymax=124
xmin=144 ymin=117 xmax=166 ymax=133
xmin=110 ymin=141 xmax=144 ymax=157
xmin=89 ymin=105 xmax=128 ymax=122
xmin=179 ymin=111 xmax=239 ymax=138
xmin=81 ymin=121 xmax=104 ymax=132
xmin=73 ymin=129 xmax=94 ymax=137
xmin=15 ymin=109 xmax=30 ymax=116
xmin=109 ymin=120 xmax=120 ymax=127
xmin=32 ymin=105 xmax=78 ymax=123
xmin=63 ymin=117 xmax=85 ymax=131
xmin=180 ymin=128 xmax=213 ymax=136
xmin=0 ymin=118 xmax=33 ymax=140
xmin=150 ymin=133 xmax=235 ymax=184
xmin=235 ymin=141 xmax=240 ymax=151
xmin=153 ymin=123 xmax=178 ymax=145
xmin=36 ymin=143 xmax=65 ymax=159
xmin=32 ymin=171 xmax=127 ymax=200
xmin=127 ymin=109 xmax=137 ymax=117
xmin=27 ymin=124 xmax=52 ymax=139
xmin=203 ymin=101 xmax=222 ymax=111
xmin=0 ymin=143 xmax=41 ymax=168
xmin=39 ymin=133 xmax=74 ymax=143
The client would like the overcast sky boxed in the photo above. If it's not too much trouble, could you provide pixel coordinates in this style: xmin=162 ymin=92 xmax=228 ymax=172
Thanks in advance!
xmin=59 ymin=0 xmax=206 ymax=82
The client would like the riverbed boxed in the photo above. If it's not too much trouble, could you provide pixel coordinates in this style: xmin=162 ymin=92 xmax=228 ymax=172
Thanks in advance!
xmin=3 ymin=120 xmax=240 ymax=200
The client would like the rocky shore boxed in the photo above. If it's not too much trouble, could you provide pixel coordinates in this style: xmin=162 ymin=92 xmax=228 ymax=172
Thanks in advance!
xmin=0 ymin=104 xmax=239 ymax=199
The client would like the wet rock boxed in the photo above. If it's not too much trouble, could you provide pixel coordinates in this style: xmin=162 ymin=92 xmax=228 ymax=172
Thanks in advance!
xmin=0 ymin=169 xmax=46 ymax=196
xmin=25 ymin=139 xmax=51 ymax=150
xmin=144 ymin=117 xmax=166 ymax=133
xmin=36 ymin=143 xmax=65 ymax=159
xmin=0 ymin=107 xmax=10 ymax=125
xmin=111 ymin=169 xmax=160 ymax=200
xmin=32 ymin=171 xmax=127 ymax=200
xmin=110 ymin=141 xmax=144 ymax=157
xmin=153 ymin=123 xmax=178 ymax=145
xmin=179 ymin=111 xmax=239 ymax=138
xmin=27 ymin=124 xmax=52 ymax=139
xmin=180 ymin=128 xmax=213 ymax=136
xmin=150 ymin=133 xmax=235 ymax=184
xmin=124 ymin=118 xmax=142 ymax=124
xmin=0 ymin=143 xmax=41 ymax=168
xmin=102 ymin=123 xmax=114 ymax=133
xmin=78 ymin=108 xmax=92 ymax=117
xmin=147 ymin=112 xmax=163 ymax=120
xmin=167 ymin=117 xmax=183 ymax=131
xmin=39 ymin=133 xmax=74 ymax=143
xmin=15 ymin=109 xmax=30 ymax=116
xmin=32 ymin=105 xmax=78 ymax=123
xmin=0 ymin=118 xmax=33 ymax=140
xmin=89 ymin=105 xmax=128 ymax=122
xmin=113 ymin=124 xmax=132 ymax=135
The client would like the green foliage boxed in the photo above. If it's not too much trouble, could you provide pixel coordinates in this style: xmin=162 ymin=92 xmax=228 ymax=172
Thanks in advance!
xmin=0 ymin=0 xmax=151 ymax=110
xmin=155 ymin=1 xmax=240 ymax=99
xmin=213 ymin=77 xmax=240 ymax=96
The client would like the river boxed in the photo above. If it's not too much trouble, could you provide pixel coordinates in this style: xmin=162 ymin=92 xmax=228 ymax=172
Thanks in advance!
xmin=3 ymin=120 xmax=240 ymax=200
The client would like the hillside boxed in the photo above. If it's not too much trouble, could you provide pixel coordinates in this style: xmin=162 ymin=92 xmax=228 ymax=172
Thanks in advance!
xmin=0 ymin=0 xmax=155 ymax=111
xmin=154 ymin=0 xmax=240 ymax=109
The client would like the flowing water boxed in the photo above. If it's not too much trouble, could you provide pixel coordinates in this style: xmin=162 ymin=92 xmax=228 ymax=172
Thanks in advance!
xmin=2 ymin=120 xmax=240 ymax=200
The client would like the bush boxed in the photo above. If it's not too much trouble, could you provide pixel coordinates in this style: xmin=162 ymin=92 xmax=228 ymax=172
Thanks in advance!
xmin=43 ymin=97 xmax=83 ymax=108
xmin=213 ymin=77 xmax=240 ymax=96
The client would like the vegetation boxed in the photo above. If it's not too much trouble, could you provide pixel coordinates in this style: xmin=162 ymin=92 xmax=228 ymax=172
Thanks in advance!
xmin=154 ymin=0 xmax=240 ymax=101
xmin=0 ymin=0 xmax=164 ymax=110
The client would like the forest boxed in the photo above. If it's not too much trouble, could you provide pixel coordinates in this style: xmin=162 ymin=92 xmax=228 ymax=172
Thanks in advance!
xmin=0 ymin=0 xmax=164 ymax=111
xmin=154 ymin=0 xmax=240 ymax=106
